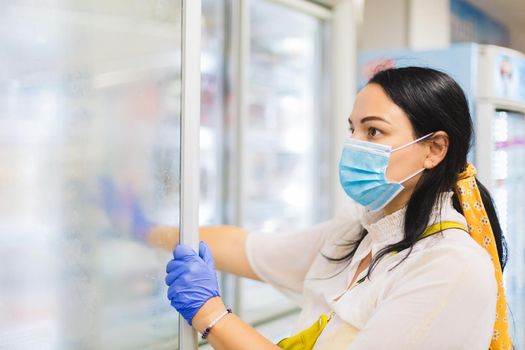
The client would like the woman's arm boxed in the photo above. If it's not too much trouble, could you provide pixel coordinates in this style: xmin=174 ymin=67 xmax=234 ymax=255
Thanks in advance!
xmin=192 ymin=296 xmax=281 ymax=350
xmin=148 ymin=225 xmax=261 ymax=281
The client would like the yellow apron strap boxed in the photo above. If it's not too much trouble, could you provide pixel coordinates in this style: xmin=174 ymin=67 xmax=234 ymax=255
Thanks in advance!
xmin=390 ymin=221 xmax=467 ymax=255
xmin=420 ymin=221 xmax=468 ymax=238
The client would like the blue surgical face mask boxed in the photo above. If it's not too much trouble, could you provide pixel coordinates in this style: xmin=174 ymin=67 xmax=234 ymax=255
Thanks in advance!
xmin=338 ymin=133 xmax=433 ymax=212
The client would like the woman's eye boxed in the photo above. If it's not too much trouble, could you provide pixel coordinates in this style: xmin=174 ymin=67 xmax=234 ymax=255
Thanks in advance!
xmin=348 ymin=126 xmax=355 ymax=134
xmin=368 ymin=127 xmax=381 ymax=137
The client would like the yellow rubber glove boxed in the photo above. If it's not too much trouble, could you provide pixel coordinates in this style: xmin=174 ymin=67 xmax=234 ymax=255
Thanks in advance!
xmin=277 ymin=313 xmax=333 ymax=350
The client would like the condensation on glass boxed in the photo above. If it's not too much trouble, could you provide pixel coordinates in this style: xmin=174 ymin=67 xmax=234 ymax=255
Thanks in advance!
xmin=0 ymin=1 xmax=182 ymax=349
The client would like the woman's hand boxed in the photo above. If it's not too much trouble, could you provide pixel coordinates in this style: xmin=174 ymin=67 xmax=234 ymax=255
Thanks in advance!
xmin=166 ymin=241 xmax=281 ymax=349
xmin=165 ymin=241 xmax=220 ymax=326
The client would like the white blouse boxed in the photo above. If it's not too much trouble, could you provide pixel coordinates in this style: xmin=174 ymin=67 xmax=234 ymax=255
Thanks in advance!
xmin=245 ymin=193 xmax=497 ymax=350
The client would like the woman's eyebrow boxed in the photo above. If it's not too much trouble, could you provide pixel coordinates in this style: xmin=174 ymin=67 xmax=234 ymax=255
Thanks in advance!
xmin=349 ymin=115 xmax=391 ymax=125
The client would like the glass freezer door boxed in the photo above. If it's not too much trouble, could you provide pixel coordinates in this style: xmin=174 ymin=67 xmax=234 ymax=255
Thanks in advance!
xmin=0 ymin=1 xmax=183 ymax=349
xmin=200 ymin=0 xmax=226 ymax=227
xmin=240 ymin=0 xmax=329 ymax=330
xmin=492 ymin=110 xmax=525 ymax=349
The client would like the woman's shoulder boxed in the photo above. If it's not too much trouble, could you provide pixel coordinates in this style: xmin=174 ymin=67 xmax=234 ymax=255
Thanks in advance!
xmin=400 ymin=228 xmax=497 ymax=291
xmin=410 ymin=200 xmax=495 ymax=279
xmin=421 ymin=227 xmax=494 ymax=265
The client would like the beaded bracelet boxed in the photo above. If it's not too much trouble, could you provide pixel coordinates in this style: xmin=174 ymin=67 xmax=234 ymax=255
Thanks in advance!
xmin=201 ymin=308 xmax=232 ymax=340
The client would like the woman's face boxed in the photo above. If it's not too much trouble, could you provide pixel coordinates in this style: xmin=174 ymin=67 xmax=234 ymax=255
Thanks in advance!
xmin=347 ymin=83 xmax=429 ymax=190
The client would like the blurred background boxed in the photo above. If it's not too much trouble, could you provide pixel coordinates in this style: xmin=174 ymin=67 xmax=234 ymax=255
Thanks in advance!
xmin=0 ymin=0 xmax=524 ymax=349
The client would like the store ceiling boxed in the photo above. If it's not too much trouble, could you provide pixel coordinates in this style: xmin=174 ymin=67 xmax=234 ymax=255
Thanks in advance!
xmin=314 ymin=0 xmax=525 ymax=31
xmin=465 ymin=0 xmax=525 ymax=29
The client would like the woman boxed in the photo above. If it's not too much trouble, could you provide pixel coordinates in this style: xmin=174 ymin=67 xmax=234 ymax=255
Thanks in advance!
xmin=157 ymin=67 xmax=512 ymax=349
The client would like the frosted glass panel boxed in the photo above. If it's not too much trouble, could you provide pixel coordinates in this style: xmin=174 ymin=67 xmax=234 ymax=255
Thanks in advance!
xmin=241 ymin=0 xmax=327 ymax=323
xmin=0 ymin=1 xmax=182 ymax=349
xmin=200 ymin=0 xmax=226 ymax=226
xmin=245 ymin=0 xmax=324 ymax=231
xmin=493 ymin=110 xmax=525 ymax=349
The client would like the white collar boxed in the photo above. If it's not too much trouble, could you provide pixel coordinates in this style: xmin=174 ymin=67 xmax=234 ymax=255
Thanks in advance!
xmin=361 ymin=205 xmax=407 ymax=246
xmin=359 ymin=191 xmax=465 ymax=257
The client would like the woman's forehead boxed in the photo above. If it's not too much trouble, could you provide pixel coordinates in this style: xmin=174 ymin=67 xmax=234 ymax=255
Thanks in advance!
xmin=350 ymin=84 xmax=409 ymax=127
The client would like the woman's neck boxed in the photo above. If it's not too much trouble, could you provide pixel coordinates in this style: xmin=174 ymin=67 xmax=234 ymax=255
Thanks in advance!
xmin=383 ymin=187 xmax=414 ymax=216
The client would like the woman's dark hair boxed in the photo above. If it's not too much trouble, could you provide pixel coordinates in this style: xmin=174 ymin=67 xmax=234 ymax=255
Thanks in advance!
xmin=326 ymin=66 xmax=507 ymax=276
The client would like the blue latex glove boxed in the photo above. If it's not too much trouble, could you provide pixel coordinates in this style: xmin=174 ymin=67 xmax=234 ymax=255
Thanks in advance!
xmin=165 ymin=241 xmax=220 ymax=325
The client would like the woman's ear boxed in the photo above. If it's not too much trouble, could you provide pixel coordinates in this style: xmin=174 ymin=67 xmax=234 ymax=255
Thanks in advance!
xmin=423 ymin=131 xmax=449 ymax=169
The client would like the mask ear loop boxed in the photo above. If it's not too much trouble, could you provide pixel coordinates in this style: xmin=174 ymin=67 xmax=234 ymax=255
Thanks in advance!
xmin=399 ymin=167 xmax=426 ymax=184
xmin=394 ymin=132 xmax=433 ymax=184
xmin=392 ymin=132 xmax=434 ymax=152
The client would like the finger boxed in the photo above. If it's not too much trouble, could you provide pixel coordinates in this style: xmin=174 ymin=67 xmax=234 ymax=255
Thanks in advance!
xmin=166 ymin=259 xmax=184 ymax=273
xmin=167 ymin=282 xmax=180 ymax=301
xmin=165 ymin=270 xmax=183 ymax=286
xmin=165 ymin=264 xmax=188 ymax=286
xmin=173 ymin=244 xmax=197 ymax=260
xmin=167 ymin=281 xmax=192 ymax=302
xmin=198 ymin=241 xmax=215 ymax=270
